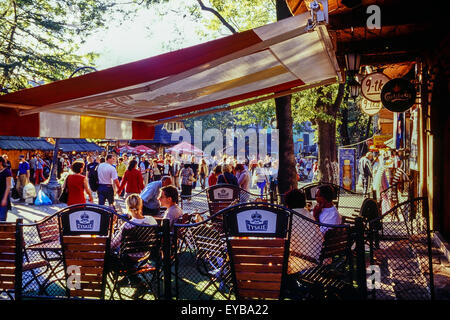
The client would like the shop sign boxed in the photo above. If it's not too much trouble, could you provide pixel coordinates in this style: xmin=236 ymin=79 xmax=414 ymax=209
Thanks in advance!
xmin=381 ymin=78 xmax=416 ymax=112
xmin=361 ymin=72 xmax=390 ymax=102
xmin=358 ymin=97 xmax=382 ymax=116
xmin=373 ymin=135 xmax=391 ymax=148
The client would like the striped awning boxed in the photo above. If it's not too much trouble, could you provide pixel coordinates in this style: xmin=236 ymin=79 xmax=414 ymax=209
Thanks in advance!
xmin=0 ymin=12 xmax=339 ymax=140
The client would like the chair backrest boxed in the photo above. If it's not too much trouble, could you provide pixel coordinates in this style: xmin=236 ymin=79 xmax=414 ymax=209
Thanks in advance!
xmin=119 ymin=225 xmax=160 ymax=262
xmin=61 ymin=235 xmax=109 ymax=299
xmin=319 ymin=227 xmax=351 ymax=263
xmin=207 ymin=184 xmax=240 ymax=215
xmin=222 ymin=203 xmax=290 ymax=300
xmin=0 ymin=221 xmax=22 ymax=299
xmin=36 ymin=214 xmax=60 ymax=243
xmin=228 ymin=237 xmax=286 ymax=299
xmin=58 ymin=203 xmax=114 ymax=237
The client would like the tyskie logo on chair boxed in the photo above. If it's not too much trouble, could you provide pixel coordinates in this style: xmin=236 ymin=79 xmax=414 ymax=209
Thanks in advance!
xmin=245 ymin=211 xmax=268 ymax=232
xmin=76 ymin=212 xmax=94 ymax=230
xmin=213 ymin=188 xmax=233 ymax=200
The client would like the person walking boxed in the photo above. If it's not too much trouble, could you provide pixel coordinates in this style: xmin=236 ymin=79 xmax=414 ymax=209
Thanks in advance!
xmin=63 ymin=161 xmax=94 ymax=206
xmin=255 ymin=161 xmax=269 ymax=199
xmin=139 ymin=156 xmax=150 ymax=186
xmin=97 ymin=154 xmax=120 ymax=206
xmin=117 ymin=160 xmax=145 ymax=198
xmin=180 ymin=163 xmax=194 ymax=201
xmin=236 ymin=163 xmax=251 ymax=202
xmin=217 ymin=164 xmax=238 ymax=186
xmin=360 ymin=152 xmax=374 ymax=196
xmin=0 ymin=156 xmax=12 ymax=221
xmin=189 ymin=156 xmax=199 ymax=190
xmin=151 ymin=159 xmax=162 ymax=181
xmin=16 ymin=155 xmax=30 ymax=201
xmin=34 ymin=154 xmax=46 ymax=186
xmin=171 ymin=156 xmax=181 ymax=190
xmin=198 ymin=158 xmax=209 ymax=189
xmin=208 ymin=165 xmax=222 ymax=188
xmin=116 ymin=157 xmax=127 ymax=197
xmin=86 ymin=155 xmax=99 ymax=192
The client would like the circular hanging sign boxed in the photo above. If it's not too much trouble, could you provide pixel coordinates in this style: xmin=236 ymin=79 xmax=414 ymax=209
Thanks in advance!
xmin=357 ymin=97 xmax=382 ymax=116
xmin=361 ymin=72 xmax=391 ymax=102
xmin=380 ymin=78 xmax=416 ymax=112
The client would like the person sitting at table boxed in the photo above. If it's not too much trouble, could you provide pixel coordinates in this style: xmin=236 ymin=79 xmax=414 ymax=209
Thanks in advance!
xmin=312 ymin=185 xmax=342 ymax=234
xmin=285 ymin=188 xmax=323 ymax=276
xmin=158 ymin=185 xmax=183 ymax=229
xmin=111 ymin=194 xmax=158 ymax=254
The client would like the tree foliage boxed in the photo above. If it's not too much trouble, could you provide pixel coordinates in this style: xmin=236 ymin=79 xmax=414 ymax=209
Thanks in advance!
xmin=0 ymin=0 xmax=164 ymax=93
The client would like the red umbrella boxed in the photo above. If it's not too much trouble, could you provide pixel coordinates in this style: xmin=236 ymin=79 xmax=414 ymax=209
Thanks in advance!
xmin=119 ymin=145 xmax=136 ymax=153
xmin=134 ymin=144 xmax=156 ymax=154
xmin=167 ymin=141 xmax=203 ymax=155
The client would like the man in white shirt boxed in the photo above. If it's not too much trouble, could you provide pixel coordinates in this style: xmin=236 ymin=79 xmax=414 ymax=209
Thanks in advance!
xmin=313 ymin=185 xmax=342 ymax=234
xmin=97 ymin=154 xmax=120 ymax=206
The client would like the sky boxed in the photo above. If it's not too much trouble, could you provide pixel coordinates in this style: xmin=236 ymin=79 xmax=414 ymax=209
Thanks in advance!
xmin=77 ymin=0 xmax=214 ymax=70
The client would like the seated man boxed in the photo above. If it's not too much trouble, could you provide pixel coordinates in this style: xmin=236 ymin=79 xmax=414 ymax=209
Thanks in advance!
xmin=158 ymin=185 xmax=183 ymax=229
xmin=312 ymin=185 xmax=342 ymax=234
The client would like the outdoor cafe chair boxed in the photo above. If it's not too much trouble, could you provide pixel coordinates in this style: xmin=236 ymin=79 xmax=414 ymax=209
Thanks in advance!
xmin=221 ymin=202 xmax=291 ymax=300
xmin=107 ymin=223 xmax=162 ymax=300
xmin=188 ymin=221 xmax=232 ymax=300
xmin=1 ymin=219 xmax=55 ymax=300
xmin=294 ymin=226 xmax=356 ymax=300
xmin=57 ymin=204 xmax=115 ymax=299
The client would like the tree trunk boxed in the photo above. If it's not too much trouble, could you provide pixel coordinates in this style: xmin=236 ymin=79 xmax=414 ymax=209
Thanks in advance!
xmin=275 ymin=95 xmax=298 ymax=198
xmin=317 ymin=83 xmax=345 ymax=184
xmin=275 ymin=0 xmax=297 ymax=201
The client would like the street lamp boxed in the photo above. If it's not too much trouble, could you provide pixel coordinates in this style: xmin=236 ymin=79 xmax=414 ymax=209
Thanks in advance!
xmin=348 ymin=77 xmax=360 ymax=100
xmin=345 ymin=52 xmax=361 ymax=74
xmin=345 ymin=52 xmax=361 ymax=100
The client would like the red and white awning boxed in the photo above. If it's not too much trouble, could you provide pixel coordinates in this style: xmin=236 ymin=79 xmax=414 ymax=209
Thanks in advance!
xmin=0 ymin=12 xmax=339 ymax=139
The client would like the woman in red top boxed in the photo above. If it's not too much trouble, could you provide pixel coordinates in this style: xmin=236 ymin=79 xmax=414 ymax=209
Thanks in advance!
xmin=64 ymin=161 xmax=93 ymax=206
xmin=118 ymin=160 xmax=144 ymax=197
xmin=207 ymin=165 xmax=222 ymax=187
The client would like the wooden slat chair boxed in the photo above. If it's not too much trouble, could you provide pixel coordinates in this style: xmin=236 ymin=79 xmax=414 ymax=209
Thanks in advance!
xmin=296 ymin=227 xmax=355 ymax=300
xmin=61 ymin=235 xmax=109 ymax=299
xmin=0 ymin=221 xmax=20 ymax=300
xmin=228 ymin=238 xmax=286 ymax=299
xmin=222 ymin=203 xmax=291 ymax=300
xmin=1 ymin=219 xmax=51 ymax=300
xmin=108 ymin=225 xmax=161 ymax=300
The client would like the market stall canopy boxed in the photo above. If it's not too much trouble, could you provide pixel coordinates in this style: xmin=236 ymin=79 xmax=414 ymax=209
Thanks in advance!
xmin=134 ymin=145 xmax=156 ymax=154
xmin=0 ymin=136 xmax=54 ymax=151
xmin=0 ymin=10 xmax=339 ymax=140
xmin=57 ymin=138 xmax=104 ymax=153
xmin=167 ymin=141 xmax=204 ymax=156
